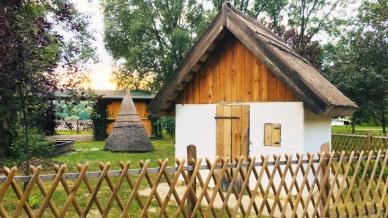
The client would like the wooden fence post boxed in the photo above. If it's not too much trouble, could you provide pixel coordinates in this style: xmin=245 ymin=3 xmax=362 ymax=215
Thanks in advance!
xmin=187 ymin=144 xmax=197 ymax=217
xmin=366 ymin=131 xmax=372 ymax=150
xmin=320 ymin=143 xmax=330 ymax=217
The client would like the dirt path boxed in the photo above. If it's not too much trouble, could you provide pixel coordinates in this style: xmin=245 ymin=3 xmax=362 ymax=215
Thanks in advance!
xmin=138 ymin=183 xmax=315 ymax=217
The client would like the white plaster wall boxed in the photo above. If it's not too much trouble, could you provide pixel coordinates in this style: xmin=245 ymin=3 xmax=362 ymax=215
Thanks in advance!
xmin=249 ymin=102 xmax=304 ymax=157
xmin=248 ymin=102 xmax=304 ymax=193
xmin=303 ymin=110 xmax=332 ymax=153
xmin=175 ymin=104 xmax=217 ymax=162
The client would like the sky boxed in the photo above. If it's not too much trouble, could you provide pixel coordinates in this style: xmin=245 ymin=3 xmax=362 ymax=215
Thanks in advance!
xmin=72 ymin=0 xmax=116 ymax=90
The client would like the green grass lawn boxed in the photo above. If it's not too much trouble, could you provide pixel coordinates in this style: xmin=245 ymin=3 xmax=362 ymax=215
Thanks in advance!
xmin=1 ymin=140 xmax=182 ymax=217
xmin=55 ymin=130 xmax=92 ymax=135
xmin=332 ymin=125 xmax=385 ymax=135
xmin=52 ymin=139 xmax=176 ymax=171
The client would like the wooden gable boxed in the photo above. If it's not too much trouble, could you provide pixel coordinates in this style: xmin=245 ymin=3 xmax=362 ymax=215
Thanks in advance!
xmin=150 ymin=4 xmax=356 ymax=116
xmin=175 ymin=34 xmax=298 ymax=104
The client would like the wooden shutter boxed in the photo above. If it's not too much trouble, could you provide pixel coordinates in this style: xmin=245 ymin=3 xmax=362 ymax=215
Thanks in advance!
xmin=216 ymin=104 xmax=249 ymax=160
xmin=264 ymin=123 xmax=281 ymax=147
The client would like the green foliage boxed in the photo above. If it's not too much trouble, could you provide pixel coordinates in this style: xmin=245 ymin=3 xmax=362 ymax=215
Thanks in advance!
xmin=91 ymin=100 xmax=108 ymax=140
xmin=160 ymin=117 xmax=175 ymax=138
xmin=7 ymin=126 xmax=52 ymax=166
xmin=322 ymin=0 xmax=387 ymax=133
xmin=212 ymin=0 xmax=288 ymax=29
xmin=102 ymin=0 xmax=212 ymax=91
xmin=0 ymin=1 xmax=95 ymax=162
xmin=28 ymin=196 xmax=41 ymax=209
xmin=55 ymin=101 xmax=94 ymax=120
xmin=150 ymin=117 xmax=175 ymax=139
xmin=103 ymin=0 xmax=342 ymax=90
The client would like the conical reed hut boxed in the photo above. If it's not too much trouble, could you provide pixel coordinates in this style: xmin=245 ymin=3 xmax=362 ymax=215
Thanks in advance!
xmin=104 ymin=90 xmax=153 ymax=152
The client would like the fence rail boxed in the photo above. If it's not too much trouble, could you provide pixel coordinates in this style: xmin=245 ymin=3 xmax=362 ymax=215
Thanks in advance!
xmin=332 ymin=132 xmax=388 ymax=151
xmin=55 ymin=120 xmax=93 ymax=134
xmin=0 ymin=148 xmax=387 ymax=217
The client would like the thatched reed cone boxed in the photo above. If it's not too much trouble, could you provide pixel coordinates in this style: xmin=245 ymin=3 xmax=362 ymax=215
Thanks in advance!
xmin=104 ymin=90 xmax=153 ymax=152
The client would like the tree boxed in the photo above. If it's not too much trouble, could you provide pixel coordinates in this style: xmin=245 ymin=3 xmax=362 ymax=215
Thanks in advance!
xmin=323 ymin=0 xmax=387 ymax=133
xmin=0 ymin=1 xmax=94 ymax=165
xmin=111 ymin=67 xmax=154 ymax=90
xmin=211 ymin=0 xmax=288 ymax=31
xmin=104 ymin=0 xmax=345 ymax=90
xmin=103 ymin=0 xmax=209 ymax=91
xmin=287 ymin=0 xmax=342 ymax=50
xmin=272 ymin=25 xmax=323 ymax=68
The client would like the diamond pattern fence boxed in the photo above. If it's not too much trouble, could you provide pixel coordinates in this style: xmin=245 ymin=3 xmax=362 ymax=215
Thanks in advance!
xmin=332 ymin=133 xmax=387 ymax=151
xmin=0 ymin=148 xmax=387 ymax=217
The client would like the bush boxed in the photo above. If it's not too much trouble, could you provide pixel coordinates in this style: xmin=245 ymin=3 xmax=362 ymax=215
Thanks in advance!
xmin=8 ymin=127 xmax=52 ymax=166
xmin=160 ymin=117 xmax=175 ymax=138
xmin=91 ymin=100 xmax=108 ymax=140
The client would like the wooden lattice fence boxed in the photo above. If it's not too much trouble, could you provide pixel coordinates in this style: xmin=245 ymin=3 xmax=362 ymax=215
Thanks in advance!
xmin=55 ymin=120 xmax=93 ymax=134
xmin=332 ymin=133 xmax=388 ymax=151
xmin=0 ymin=148 xmax=387 ymax=217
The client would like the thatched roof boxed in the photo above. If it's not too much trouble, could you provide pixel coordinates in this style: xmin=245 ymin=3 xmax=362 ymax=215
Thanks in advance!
xmin=149 ymin=3 xmax=357 ymax=117
xmin=104 ymin=90 xmax=153 ymax=152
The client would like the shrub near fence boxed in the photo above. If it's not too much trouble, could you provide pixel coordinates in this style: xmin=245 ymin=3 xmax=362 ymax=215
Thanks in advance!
xmin=0 ymin=148 xmax=387 ymax=217
xmin=332 ymin=132 xmax=388 ymax=151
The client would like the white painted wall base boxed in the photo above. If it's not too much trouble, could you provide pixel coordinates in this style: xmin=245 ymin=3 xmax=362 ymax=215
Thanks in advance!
xmin=175 ymin=102 xmax=331 ymax=192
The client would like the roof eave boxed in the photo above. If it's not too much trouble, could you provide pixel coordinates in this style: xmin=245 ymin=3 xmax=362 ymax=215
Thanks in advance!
xmin=321 ymin=104 xmax=358 ymax=117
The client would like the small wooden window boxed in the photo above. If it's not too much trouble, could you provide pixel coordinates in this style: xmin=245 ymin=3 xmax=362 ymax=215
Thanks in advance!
xmin=264 ymin=123 xmax=281 ymax=147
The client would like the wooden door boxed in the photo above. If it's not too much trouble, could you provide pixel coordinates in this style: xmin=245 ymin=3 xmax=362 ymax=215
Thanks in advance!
xmin=216 ymin=104 xmax=249 ymax=160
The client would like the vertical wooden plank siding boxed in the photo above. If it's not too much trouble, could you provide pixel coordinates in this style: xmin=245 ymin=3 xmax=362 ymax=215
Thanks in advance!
xmin=252 ymin=60 xmax=260 ymax=101
xmin=107 ymin=101 xmax=121 ymax=119
xmin=212 ymin=51 xmax=220 ymax=102
xmin=199 ymin=65 xmax=208 ymax=102
xmin=175 ymin=34 xmax=298 ymax=104
xmin=219 ymin=39 xmax=228 ymax=102
xmin=244 ymin=46 xmax=254 ymax=102
xmin=106 ymin=101 xmax=153 ymax=136
xmin=260 ymin=61 xmax=269 ymax=101
xmin=106 ymin=123 xmax=114 ymax=135
xmin=267 ymin=69 xmax=277 ymax=101
xmin=229 ymin=37 xmax=237 ymax=102
xmin=276 ymin=79 xmax=286 ymax=100
xmin=236 ymin=42 xmax=245 ymax=102
xmin=193 ymin=73 xmax=200 ymax=103
xmin=206 ymin=58 xmax=213 ymax=103
xmin=185 ymin=80 xmax=193 ymax=104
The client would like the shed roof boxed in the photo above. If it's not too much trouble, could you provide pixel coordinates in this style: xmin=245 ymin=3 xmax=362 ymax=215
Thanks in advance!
xmin=93 ymin=90 xmax=154 ymax=100
xmin=54 ymin=89 xmax=154 ymax=100
xmin=149 ymin=3 xmax=357 ymax=117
